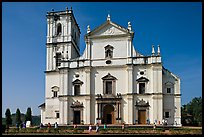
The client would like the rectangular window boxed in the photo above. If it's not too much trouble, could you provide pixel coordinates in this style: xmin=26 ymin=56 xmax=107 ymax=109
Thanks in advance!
xmin=53 ymin=91 xmax=58 ymax=97
xmin=56 ymin=53 xmax=61 ymax=67
xmin=106 ymin=81 xmax=112 ymax=94
xmin=167 ymin=88 xmax=171 ymax=93
xmin=165 ymin=112 xmax=170 ymax=118
xmin=56 ymin=112 xmax=60 ymax=118
xmin=74 ymin=85 xmax=80 ymax=96
xmin=139 ymin=83 xmax=145 ymax=94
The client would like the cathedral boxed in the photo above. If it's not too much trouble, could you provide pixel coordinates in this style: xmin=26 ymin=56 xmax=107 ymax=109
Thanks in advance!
xmin=39 ymin=7 xmax=181 ymax=126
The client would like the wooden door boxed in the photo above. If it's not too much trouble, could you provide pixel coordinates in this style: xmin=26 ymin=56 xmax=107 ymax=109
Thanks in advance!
xmin=138 ymin=110 xmax=146 ymax=124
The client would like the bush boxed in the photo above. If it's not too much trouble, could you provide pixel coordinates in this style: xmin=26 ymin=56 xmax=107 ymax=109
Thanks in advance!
xmin=2 ymin=125 xmax=6 ymax=133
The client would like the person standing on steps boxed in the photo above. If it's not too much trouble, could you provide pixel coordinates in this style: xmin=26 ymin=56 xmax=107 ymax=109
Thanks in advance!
xmin=89 ymin=124 xmax=92 ymax=133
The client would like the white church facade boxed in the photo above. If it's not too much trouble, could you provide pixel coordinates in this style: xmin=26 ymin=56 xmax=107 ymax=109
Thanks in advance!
xmin=39 ymin=8 xmax=181 ymax=126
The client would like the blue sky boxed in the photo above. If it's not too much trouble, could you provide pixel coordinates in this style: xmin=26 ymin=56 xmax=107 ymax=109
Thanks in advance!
xmin=2 ymin=2 xmax=202 ymax=116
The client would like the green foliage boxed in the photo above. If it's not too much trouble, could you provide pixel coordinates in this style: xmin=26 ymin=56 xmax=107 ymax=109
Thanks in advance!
xmin=5 ymin=108 xmax=12 ymax=126
xmin=25 ymin=107 xmax=32 ymax=125
xmin=15 ymin=108 xmax=22 ymax=125
xmin=181 ymin=97 xmax=202 ymax=126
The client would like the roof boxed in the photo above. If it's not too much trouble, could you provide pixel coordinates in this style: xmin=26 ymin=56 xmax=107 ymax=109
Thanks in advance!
xmin=85 ymin=20 xmax=134 ymax=38
xmin=38 ymin=103 xmax=45 ymax=108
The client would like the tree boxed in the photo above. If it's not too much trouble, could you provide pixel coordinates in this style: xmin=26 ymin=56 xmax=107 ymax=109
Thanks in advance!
xmin=181 ymin=97 xmax=202 ymax=126
xmin=15 ymin=108 xmax=22 ymax=125
xmin=25 ymin=107 xmax=32 ymax=125
xmin=5 ymin=108 xmax=12 ymax=127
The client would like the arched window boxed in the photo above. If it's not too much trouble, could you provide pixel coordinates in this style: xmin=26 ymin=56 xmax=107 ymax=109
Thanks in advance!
xmin=51 ymin=86 xmax=59 ymax=98
xmin=57 ymin=23 xmax=62 ymax=35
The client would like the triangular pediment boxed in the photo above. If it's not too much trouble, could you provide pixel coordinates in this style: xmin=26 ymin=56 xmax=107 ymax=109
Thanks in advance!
xmin=72 ymin=79 xmax=84 ymax=85
xmin=165 ymin=81 xmax=174 ymax=86
xmin=102 ymin=73 xmax=117 ymax=80
xmin=87 ymin=21 xmax=133 ymax=37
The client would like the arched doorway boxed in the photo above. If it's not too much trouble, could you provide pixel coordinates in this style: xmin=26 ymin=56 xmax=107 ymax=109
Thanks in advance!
xmin=103 ymin=104 xmax=115 ymax=124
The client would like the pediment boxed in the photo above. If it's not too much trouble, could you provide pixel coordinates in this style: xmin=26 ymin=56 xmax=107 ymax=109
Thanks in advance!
xmin=102 ymin=73 xmax=117 ymax=80
xmin=136 ymin=77 xmax=149 ymax=82
xmin=165 ymin=81 xmax=174 ymax=86
xmin=51 ymin=86 xmax=59 ymax=92
xmin=87 ymin=21 xmax=132 ymax=37
xmin=71 ymin=100 xmax=83 ymax=108
xmin=136 ymin=99 xmax=149 ymax=107
xmin=72 ymin=79 xmax=84 ymax=85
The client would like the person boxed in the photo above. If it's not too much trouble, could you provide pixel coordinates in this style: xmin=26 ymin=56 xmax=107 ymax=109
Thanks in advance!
xmin=174 ymin=120 xmax=177 ymax=126
xmin=103 ymin=123 xmax=107 ymax=129
xmin=54 ymin=122 xmax=58 ymax=129
xmin=146 ymin=118 xmax=150 ymax=125
xmin=74 ymin=124 xmax=77 ymax=129
xmin=47 ymin=123 xmax=51 ymax=128
xmin=96 ymin=123 xmax=99 ymax=133
xmin=162 ymin=119 xmax=165 ymax=125
xmin=39 ymin=123 xmax=43 ymax=128
xmin=89 ymin=124 xmax=92 ymax=133
xmin=16 ymin=123 xmax=19 ymax=132
xmin=23 ymin=122 xmax=26 ymax=128
xmin=122 ymin=123 xmax=125 ymax=131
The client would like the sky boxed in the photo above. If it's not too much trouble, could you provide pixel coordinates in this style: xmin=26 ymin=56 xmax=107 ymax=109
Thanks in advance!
xmin=2 ymin=2 xmax=202 ymax=117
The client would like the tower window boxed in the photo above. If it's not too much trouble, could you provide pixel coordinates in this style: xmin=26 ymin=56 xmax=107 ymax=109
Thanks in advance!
xmin=167 ymin=88 xmax=171 ymax=93
xmin=74 ymin=85 xmax=80 ymax=96
xmin=51 ymin=86 xmax=59 ymax=98
xmin=165 ymin=112 xmax=170 ymax=118
xmin=57 ymin=23 xmax=62 ymax=35
xmin=55 ymin=52 xmax=61 ymax=67
xmin=56 ymin=112 xmax=60 ymax=118
xmin=53 ymin=91 xmax=58 ymax=97
xmin=139 ymin=83 xmax=145 ymax=94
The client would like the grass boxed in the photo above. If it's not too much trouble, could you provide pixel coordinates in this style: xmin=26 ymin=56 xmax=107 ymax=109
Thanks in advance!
xmin=2 ymin=126 xmax=202 ymax=135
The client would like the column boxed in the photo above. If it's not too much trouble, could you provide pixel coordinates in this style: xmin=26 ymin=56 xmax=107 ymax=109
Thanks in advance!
xmin=127 ymin=96 xmax=133 ymax=124
xmin=85 ymin=98 xmax=91 ymax=124
xmin=127 ymin=36 xmax=133 ymax=64
xmin=59 ymin=100 xmax=64 ymax=124
xmin=63 ymin=100 xmax=68 ymax=125
xmin=46 ymin=46 xmax=50 ymax=71
xmin=97 ymin=103 xmax=99 ymax=119
xmin=85 ymin=68 xmax=91 ymax=94
xmin=68 ymin=15 xmax=72 ymax=41
xmin=127 ymin=66 xmax=133 ymax=93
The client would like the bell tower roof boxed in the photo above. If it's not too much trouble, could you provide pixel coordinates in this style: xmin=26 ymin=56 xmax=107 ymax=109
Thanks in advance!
xmin=46 ymin=7 xmax=81 ymax=34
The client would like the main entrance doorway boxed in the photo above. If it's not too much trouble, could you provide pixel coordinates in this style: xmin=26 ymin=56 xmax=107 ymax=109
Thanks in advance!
xmin=138 ymin=110 xmax=146 ymax=124
xmin=73 ymin=111 xmax=80 ymax=124
xmin=103 ymin=104 xmax=115 ymax=124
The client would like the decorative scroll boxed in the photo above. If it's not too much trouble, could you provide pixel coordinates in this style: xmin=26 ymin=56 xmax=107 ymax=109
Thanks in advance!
xmin=71 ymin=100 xmax=83 ymax=108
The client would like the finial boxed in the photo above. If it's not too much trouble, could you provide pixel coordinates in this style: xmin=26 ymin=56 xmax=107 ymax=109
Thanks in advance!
xmin=87 ymin=25 xmax=90 ymax=33
xmin=51 ymin=8 xmax=54 ymax=12
xmin=128 ymin=21 xmax=132 ymax=31
xmin=107 ymin=14 xmax=110 ymax=21
xmin=70 ymin=7 xmax=72 ymax=10
xmin=66 ymin=7 xmax=68 ymax=11
xmin=157 ymin=45 xmax=160 ymax=55
xmin=152 ymin=45 xmax=155 ymax=56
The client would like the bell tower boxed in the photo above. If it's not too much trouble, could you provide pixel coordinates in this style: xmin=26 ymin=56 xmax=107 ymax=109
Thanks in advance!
xmin=46 ymin=7 xmax=80 ymax=71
